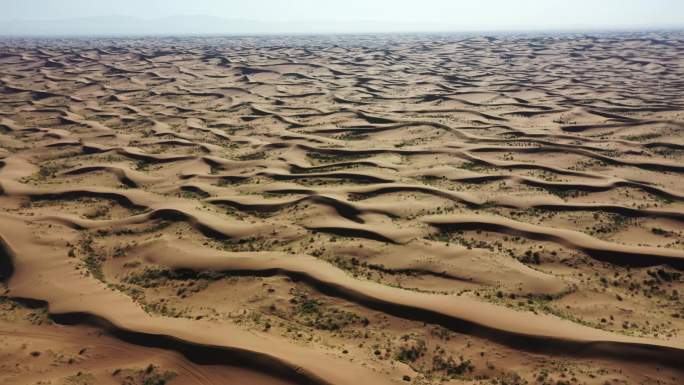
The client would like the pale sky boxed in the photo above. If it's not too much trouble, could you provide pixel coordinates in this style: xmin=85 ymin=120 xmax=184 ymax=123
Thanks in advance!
xmin=2 ymin=0 xmax=683 ymax=34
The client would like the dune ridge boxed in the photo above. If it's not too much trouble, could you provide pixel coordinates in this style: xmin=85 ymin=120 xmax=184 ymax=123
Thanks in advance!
xmin=1 ymin=33 xmax=683 ymax=385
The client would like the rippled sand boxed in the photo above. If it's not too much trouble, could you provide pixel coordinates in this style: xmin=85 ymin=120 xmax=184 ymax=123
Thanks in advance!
xmin=1 ymin=33 xmax=683 ymax=385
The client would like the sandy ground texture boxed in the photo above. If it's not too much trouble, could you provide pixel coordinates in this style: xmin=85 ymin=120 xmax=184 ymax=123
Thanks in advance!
xmin=1 ymin=32 xmax=684 ymax=385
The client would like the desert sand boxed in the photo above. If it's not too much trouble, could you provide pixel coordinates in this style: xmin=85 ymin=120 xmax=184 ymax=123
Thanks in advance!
xmin=0 ymin=32 xmax=683 ymax=385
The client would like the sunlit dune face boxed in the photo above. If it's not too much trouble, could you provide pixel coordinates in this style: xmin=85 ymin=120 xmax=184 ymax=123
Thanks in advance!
xmin=0 ymin=32 xmax=683 ymax=385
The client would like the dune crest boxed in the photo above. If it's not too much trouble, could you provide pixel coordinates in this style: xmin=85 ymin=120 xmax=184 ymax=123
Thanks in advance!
xmin=1 ymin=33 xmax=683 ymax=385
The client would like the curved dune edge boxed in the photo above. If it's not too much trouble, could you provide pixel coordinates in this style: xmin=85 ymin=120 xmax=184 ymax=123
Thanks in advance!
xmin=424 ymin=214 xmax=684 ymax=269
xmin=4 ymin=186 xmax=570 ymax=296
xmin=2 ymin=213 xmax=683 ymax=377
xmin=62 ymin=164 xmax=166 ymax=187
xmin=0 ymin=214 xmax=390 ymax=385
xmin=2 ymin=34 xmax=684 ymax=384
xmin=134 ymin=239 xmax=684 ymax=367
xmin=258 ymin=179 xmax=684 ymax=221
xmin=5 ymin=159 xmax=684 ymax=222
xmin=0 ymin=325 xmax=300 ymax=385
xmin=3 ymin=175 xmax=682 ymax=270
xmin=9 ymin=111 xmax=683 ymax=209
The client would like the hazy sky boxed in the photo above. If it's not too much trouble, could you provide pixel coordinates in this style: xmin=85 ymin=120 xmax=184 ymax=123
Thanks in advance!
xmin=3 ymin=0 xmax=684 ymax=32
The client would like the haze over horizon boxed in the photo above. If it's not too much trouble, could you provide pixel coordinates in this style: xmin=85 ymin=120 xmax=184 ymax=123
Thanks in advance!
xmin=2 ymin=0 xmax=684 ymax=36
xmin=2 ymin=0 xmax=684 ymax=384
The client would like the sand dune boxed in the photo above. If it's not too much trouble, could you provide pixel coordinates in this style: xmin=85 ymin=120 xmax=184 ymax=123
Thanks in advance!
xmin=1 ymin=33 xmax=684 ymax=385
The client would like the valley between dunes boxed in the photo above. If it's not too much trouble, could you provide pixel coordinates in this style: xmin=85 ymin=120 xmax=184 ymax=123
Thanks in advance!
xmin=1 ymin=33 xmax=683 ymax=385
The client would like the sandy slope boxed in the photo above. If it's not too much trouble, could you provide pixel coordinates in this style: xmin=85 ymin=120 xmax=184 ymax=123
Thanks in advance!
xmin=1 ymin=32 xmax=684 ymax=385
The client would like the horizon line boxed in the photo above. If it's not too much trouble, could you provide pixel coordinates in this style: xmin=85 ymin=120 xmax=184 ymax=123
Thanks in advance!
xmin=1 ymin=14 xmax=683 ymax=36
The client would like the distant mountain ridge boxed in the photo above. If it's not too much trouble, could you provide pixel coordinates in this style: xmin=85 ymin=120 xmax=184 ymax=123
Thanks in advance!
xmin=0 ymin=15 xmax=462 ymax=36
xmin=2 ymin=15 xmax=681 ymax=37
xmin=1 ymin=15 xmax=263 ymax=36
